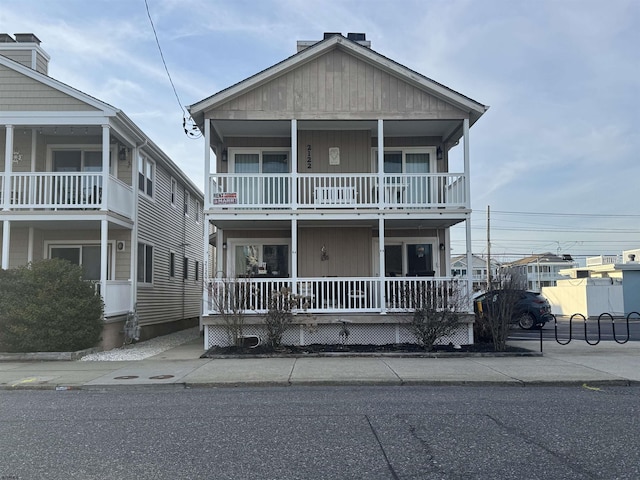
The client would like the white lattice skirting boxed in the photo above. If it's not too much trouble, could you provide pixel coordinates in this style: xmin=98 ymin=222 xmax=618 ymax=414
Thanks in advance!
xmin=204 ymin=322 xmax=474 ymax=349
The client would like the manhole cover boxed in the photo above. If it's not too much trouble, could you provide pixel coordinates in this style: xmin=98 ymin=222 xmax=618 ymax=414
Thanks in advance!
xmin=114 ymin=375 xmax=139 ymax=380
xmin=149 ymin=374 xmax=174 ymax=380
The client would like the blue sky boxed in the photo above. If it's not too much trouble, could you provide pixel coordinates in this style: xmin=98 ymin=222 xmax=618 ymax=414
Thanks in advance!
xmin=2 ymin=0 xmax=639 ymax=261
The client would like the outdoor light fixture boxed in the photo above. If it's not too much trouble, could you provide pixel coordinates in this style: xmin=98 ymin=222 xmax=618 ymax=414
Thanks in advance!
xmin=222 ymin=242 xmax=227 ymax=249
xmin=118 ymin=145 xmax=128 ymax=162
xmin=221 ymin=149 xmax=228 ymax=162
xmin=436 ymin=146 xmax=443 ymax=160
xmin=439 ymin=243 xmax=445 ymax=251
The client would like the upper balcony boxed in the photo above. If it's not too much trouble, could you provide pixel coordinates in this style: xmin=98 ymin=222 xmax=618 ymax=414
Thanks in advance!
xmin=207 ymin=172 xmax=467 ymax=211
xmin=1 ymin=172 xmax=133 ymax=218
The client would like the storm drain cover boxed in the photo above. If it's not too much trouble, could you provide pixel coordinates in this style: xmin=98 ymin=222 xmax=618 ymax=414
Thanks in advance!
xmin=114 ymin=375 xmax=139 ymax=380
xmin=149 ymin=374 xmax=174 ymax=380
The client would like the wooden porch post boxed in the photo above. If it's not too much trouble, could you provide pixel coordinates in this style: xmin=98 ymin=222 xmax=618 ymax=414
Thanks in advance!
xmin=101 ymin=125 xmax=110 ymax=211
xmin=291 ymin=119 xmax=298 ymax=210
xmin=378 ymin=217 xmax=386 ymax=313
xmin=3 ymin=125 xmax=13 ymax=212
xmin=463 ymin=118 xmax=473 ymax=308
xmin=291 ymin=217 xmax=298 ymax=293
xmin=377 ymin=119 xmax=384 ymax=210
xmin=100 ymin=219 xmax=108 ymax=309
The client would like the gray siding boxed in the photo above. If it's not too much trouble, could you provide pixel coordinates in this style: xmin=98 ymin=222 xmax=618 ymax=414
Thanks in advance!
xmin=136 ymin=159 xmax=204 ymax=326
xmin=0 ymin=65 xmax=98 ymax=111
xmin=298 ymin=130 xmax=370 ymax=173
xmin=298 ymin=227 xmax=372 ymax=277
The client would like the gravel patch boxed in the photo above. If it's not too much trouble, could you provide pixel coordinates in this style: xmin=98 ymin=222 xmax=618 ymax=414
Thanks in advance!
xmin=80 ymin=327 xmax=201 ymax=361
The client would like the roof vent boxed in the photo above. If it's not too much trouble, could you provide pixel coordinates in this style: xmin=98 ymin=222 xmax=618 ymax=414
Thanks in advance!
xmin=14 ymin=33 xmax=41 ymax=44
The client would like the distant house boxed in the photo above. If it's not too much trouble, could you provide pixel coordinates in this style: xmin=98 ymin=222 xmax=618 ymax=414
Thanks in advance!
xmin=189 ymin=32 xmax=488 ymax=348
xmin=0 ymin=33 xmax=204 ymax=349
xmin=502 ymin=253 xmax=576 ymax=292
xmin=450 ymin=254 xmax=499 ymax=291
xmin=542 ymin=248 xmax=640 ymax=317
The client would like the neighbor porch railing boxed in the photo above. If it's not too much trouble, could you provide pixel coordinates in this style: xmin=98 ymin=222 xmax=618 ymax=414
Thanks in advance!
xmin=208 ymin=173 xmax=467 ymax=209
xmin=205 ymin=276 xmax=468 ymax=315
xmin=1 ymin=173 xmax=133 ymax=217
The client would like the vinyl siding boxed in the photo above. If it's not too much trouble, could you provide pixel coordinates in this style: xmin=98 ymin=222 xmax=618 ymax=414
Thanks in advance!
xmin=136 ymin=159 xmax=204 ymax=326
xmin=298 ymin=227 xmax=372 ymax=277
xmin=297 ymin=130 xmax=370 ymax=173
xmin=0 ymin=65 xmax=98 ymax=111
xmin=216 ymin=49 xmax=465 ymax=118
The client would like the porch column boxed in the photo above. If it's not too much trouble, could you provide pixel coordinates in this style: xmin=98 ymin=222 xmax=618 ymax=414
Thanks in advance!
xmin=101 ymin=125 xmax=110 ymax=211
xmin=291 ymin=217 xmax=298 ymax=292
xmin=100 ymin=219 xmax=108 ymax=309
xmin=463 ymin=118 xmax=473 ymax=308
xmin=1 ymin=220 xmax=9 ymax=269
xmin=215 ymin=226 xmax=224 ymax=278
xmin=378 ymin=217 xmax=386 ymax=313
xmin=204 ymin=119 xmax=211 ymax=209
xmin=377 ymin=119 xmax=384 ymax=210
xmin=27 ymin=227 xmax=34 ymax=263
xmin=291 ymin=119 xmax=298 ymax=210
xmin=3 ymin=125 xmax=13 ymax=211
xmin=130 ymin=145 xmax=140 ymax=312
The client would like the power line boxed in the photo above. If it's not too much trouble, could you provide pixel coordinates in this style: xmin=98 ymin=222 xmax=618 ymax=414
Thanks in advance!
xmin=144 ymin=0 xmax=201 ymax=139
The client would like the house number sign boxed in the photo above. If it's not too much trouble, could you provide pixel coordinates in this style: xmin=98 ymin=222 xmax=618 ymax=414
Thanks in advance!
xmin=306 ymin=144 xmax=312 ymax=169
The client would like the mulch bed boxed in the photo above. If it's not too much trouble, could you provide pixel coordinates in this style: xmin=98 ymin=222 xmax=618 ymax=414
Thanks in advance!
xmin=201 ymin=342 xmax=535 ymax=358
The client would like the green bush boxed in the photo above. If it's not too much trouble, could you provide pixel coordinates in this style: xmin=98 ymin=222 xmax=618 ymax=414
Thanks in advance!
xmin=0 ymin=259 xmax=104 ymax=352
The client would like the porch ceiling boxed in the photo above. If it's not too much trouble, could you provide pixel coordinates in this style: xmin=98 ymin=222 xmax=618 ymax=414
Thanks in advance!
xmin=1 ymin=218 xmax=132 ymax=231
xmin=209 ymin=119 xmax=461 ymax=143
xmin=207 ymin=216 xmax=466 ymax=232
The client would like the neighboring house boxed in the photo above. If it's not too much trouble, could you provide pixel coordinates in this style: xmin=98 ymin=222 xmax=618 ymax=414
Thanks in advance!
xmin=502 ymin=252 xmax=576 ymax=292
xmin=189 ymin=32 xmax=488 ymax=348
xmin=450 ymin=254 xmax=499 ymax=291
xmin=542 ymin=248 xmax=640 ymax=317
xmin=0 ymin=33 xmax=204 ymax=349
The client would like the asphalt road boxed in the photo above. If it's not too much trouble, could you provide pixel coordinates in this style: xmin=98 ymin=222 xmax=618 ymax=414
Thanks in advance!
xmin=1 ymin=385 xmax=639 ymax=479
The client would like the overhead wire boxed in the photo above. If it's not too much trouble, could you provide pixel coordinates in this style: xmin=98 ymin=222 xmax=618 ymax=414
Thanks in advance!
xmin=144 ymin=0 xmax=201 ymax=139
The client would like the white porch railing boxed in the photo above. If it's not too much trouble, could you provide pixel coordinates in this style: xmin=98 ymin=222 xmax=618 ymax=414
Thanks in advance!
xmin=1 ymin=173 xmax=133 ymax=217
xmin=207 ymin=173 xmax=467 ymax=209
xmin=205 ymin=276 xmax=468 ymax=314
xmin=94 ymin=280 xmax=131 ymax=316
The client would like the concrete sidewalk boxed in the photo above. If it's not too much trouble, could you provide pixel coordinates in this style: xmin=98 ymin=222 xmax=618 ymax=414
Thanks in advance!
xmin=1 ymin=339 xmax=639 ymax=390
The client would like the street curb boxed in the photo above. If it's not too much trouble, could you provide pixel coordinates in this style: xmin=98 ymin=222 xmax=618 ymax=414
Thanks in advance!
xmin=0 ymin=347 xmax=101 ymax=362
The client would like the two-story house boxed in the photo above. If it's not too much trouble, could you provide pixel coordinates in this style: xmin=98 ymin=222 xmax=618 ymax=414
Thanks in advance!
xmin=502 ymin=252 xmax=576 ymax=292
xmin=451 ymin=254 xmax=500 ymax=292
xmin=0 ymin=33 xmax=204 ymax=349
xmin=189 ymin=33 xmax=487 ymax=348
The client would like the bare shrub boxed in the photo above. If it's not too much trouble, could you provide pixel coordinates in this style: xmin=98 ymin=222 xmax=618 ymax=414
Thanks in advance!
xmin=400 ymin=280 xmax=466 ymax=350
xmin=264 ymin=287 xmax=300 ymax=348
xmin=209 ymin=276 xmax=255 ymax=347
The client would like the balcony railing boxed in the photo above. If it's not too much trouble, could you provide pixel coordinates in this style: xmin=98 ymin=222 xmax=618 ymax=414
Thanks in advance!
xmin=94 ymin=280 xmax=132 ymax=316
xmin=205 ymin=276 xmax=469 ymax=315
xmin=208 ymin=173 xmax=467 ymax=209
xmin=1 ymin=173 xmax=133 ymax=218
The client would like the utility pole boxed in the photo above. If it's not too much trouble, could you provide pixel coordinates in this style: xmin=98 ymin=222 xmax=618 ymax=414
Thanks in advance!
xmin=486 ymin=205 xmax=491 ymax=289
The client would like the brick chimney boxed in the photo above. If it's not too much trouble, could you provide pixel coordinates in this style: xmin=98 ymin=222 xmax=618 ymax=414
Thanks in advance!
xmin=0 ymin=33 xmax=50 ymax=74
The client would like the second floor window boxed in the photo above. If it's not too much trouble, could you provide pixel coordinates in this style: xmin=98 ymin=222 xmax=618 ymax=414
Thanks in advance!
xmin=170 ymin=178 xmax=177 ymax=206
xmin=138 ymin=156 xmax=154 ymax=197
xmin=184 ymin=191 xmax=190 ymax=216
xmin=137 ymin=243 xmax=153 ymax=283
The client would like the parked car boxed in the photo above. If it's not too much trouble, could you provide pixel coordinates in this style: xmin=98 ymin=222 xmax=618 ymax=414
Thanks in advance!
xmin=473 ymin=290 xmax=553 ymax=329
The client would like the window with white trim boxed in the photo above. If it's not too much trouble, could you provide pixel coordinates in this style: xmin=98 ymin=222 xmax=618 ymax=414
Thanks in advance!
xmin=170 ymin=178 xmax=177 ymax=206
xmin=184 ymin=191 xmax=190 ymax=216
xmin=169 ymin=250 xmax=175 ymax=278
xmin=183 ymin=256 xmax=189 ymax=280
xmin=195 ymin=201 xmax=201 ymax=223
xmin=138 ymin=156 xmax=154 ymax=197
xmin=49 ymin=244 xmax=112 ymax=280
xmin=232 ymin=243 xmax=289 ymax=277
xmin=137 ymin=243 xmax=153 ymax=283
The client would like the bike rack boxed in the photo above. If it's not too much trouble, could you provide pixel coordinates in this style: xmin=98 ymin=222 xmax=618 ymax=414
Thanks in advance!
xmin=553 ymin=311 xmax=637 ymax=346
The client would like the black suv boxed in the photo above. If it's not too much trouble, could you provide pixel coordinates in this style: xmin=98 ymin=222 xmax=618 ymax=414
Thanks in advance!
xmin=473 ymin=290 xmax=553 ymax=329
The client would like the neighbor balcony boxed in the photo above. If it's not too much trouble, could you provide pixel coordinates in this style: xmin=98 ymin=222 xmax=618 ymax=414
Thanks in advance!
xmin=207 ymin=172 xmax=467 ymax=210
xmin=1 ymin=172 xmax=133 ymax=218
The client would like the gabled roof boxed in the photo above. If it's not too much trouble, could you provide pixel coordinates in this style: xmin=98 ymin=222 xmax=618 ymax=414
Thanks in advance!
xmin=0 ymin=53 xmax=203 ymax=199
xmin=504 ymin=253 xmax=575 ymax=267
xmin=188 ymin=34 xmax=488 ymax=125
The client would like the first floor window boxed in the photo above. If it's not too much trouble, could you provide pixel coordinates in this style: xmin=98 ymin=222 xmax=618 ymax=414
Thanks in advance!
xmin=50 ymin=244 xmax=111 ymax=281
xmin=195 ymin=261 xmax=200 ymax=281
xmin=138 ymin=243 xmax=153 ymax=283
xmin=234 ymin=244 xmax=289 ymax=277
xmin=183 ymin=257 xmax=189 ymax=279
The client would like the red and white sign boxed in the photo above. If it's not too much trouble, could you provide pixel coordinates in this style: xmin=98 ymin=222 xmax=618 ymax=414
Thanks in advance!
xmin=213 ymin=192 xmax=238 ymax=205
